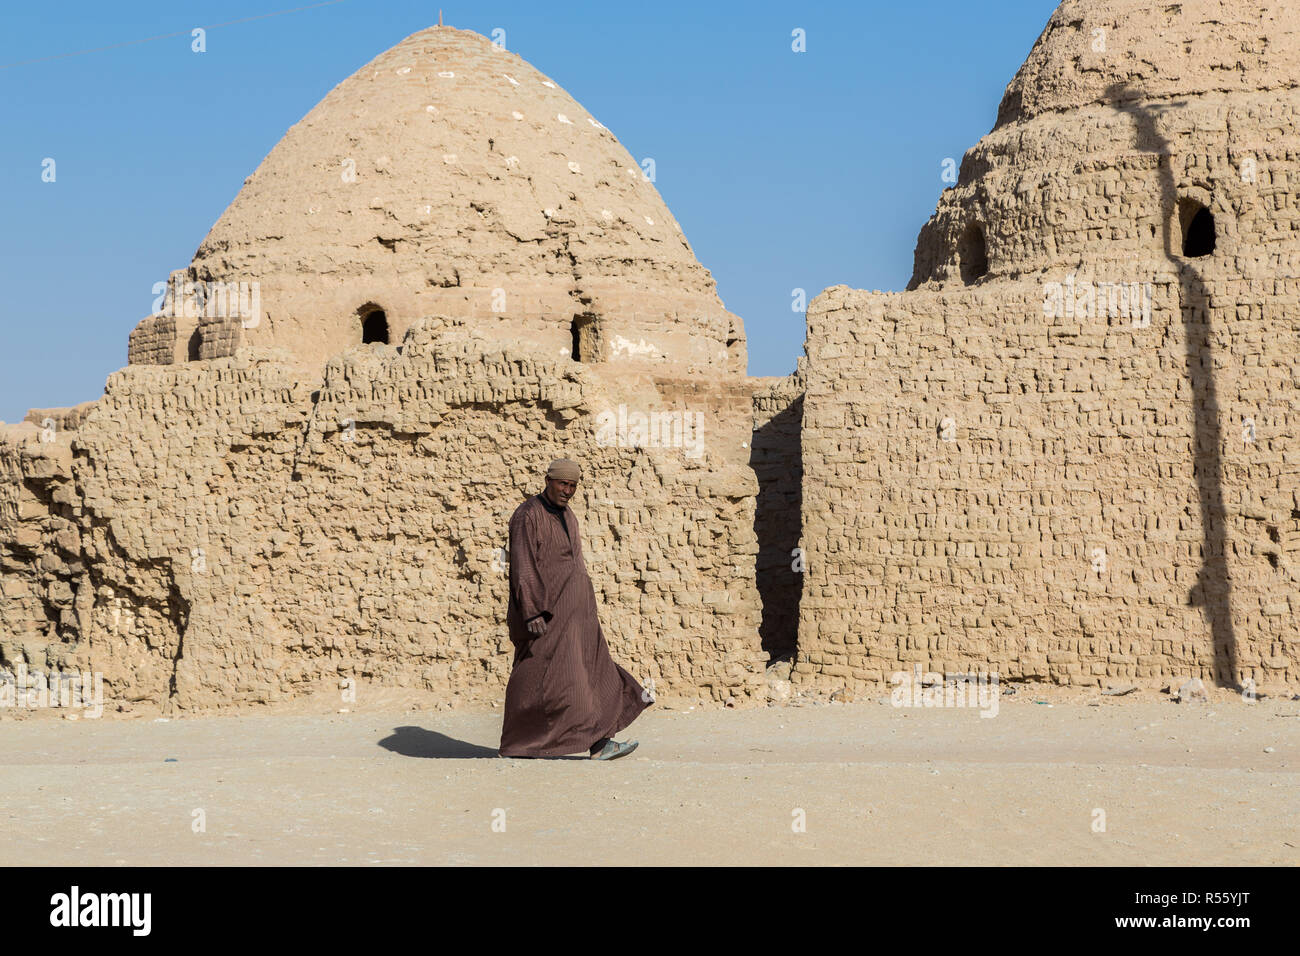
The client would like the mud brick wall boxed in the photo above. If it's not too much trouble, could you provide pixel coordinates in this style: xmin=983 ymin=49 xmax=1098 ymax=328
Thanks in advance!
xmin=794 ymin=1 xmax=1300 ymax=693
xmin=126 ymin=314 xmax=177 ymax=366
xmin=127 ymin=314 xmax=202 ymax=366
xmin=13 ymin=0 xmax=1300 ymax=710
xmin=798 ymin=280 xmax=1300 ymax=693
xmin=0 ymin=320 xmax=766 ymax=711
xmin=0 ymin=429 xmax=84 ymax=673
xmin=22 ymin=402 xmax=99 ymax=432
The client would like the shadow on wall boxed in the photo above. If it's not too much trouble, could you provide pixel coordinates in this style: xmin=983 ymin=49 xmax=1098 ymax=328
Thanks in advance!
xmin=751 ymin=395 xmax=803 ymax=664
xmin=1107 ymin=81 xmax=1238 ymax=689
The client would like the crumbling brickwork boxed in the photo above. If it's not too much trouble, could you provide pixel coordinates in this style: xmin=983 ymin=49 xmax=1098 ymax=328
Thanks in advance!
xmin=3 ymin=22 xmax=768 ymax=714
xmin=796 ymin=0 xmax=1300 ymax=694
xmin=7 ymin=2 xmax=1298 ymax=714
xmin=1 ymin=320 xmax=767 ymax=710
xmin=0 ymin=431 xmax=83 ymax=674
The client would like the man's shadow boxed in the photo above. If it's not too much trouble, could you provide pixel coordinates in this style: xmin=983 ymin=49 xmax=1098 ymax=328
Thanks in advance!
xmin=378 ymin=726 xmax=499 ymax=758
xmin=376 ymin=726 xmax=587 ymax=759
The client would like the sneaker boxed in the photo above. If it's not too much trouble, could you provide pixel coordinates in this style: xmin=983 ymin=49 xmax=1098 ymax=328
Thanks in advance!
xmin=590 ymin=739 xmax=638 ymax=760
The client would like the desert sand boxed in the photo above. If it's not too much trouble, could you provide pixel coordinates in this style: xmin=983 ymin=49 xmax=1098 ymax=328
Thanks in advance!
xmin=2 ymin=685 xmax=1295 ymax=866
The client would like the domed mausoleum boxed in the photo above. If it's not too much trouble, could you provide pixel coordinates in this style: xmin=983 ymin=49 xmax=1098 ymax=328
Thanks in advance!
xmin=797 ymin=0 xmax=1300 ymax=694
xmin=2 ymin=1 xmax=1297 ymax=714
xmin=128 ymin=27 xmax=744 ymax=373
xmin=2 ymin=23 xmax=771 ymax=711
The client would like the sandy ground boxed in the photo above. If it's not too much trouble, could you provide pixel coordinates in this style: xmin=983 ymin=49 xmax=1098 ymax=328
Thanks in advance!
xmin=1 ymin=684 xmax=1296 ymax=866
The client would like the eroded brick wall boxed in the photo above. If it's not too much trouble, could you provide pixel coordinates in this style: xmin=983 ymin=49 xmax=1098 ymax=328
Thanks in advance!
xmin=0 ymin=431 xmax=84 ymax=674
xmin=1 ymin=320 xmax=767 ymax=711
xmin=797 ymin=4 xmax=1300 ymax=693
xmin=798 ymin=280 xmax=1300 ymax=692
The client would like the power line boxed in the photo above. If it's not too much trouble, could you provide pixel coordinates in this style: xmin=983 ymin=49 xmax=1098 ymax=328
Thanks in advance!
xmin=0 ymin=0 xmax=350 ymax=71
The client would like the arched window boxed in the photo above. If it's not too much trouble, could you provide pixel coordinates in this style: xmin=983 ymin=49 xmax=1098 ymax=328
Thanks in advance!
xmin=360 ymin=307 xmax=389 ymax=345
xmin=958 ymin=222 xmax=989 ymax=284
xmin=1179 ymin=199 xmax=1216 ymax=258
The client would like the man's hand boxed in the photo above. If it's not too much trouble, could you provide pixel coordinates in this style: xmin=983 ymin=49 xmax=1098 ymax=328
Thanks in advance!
xmin=527 ymin=616 xmax=548 ymax=637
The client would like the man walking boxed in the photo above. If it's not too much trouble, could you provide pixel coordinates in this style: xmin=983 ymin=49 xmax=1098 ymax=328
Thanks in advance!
xmin=498 ymin=458 xmax=650 ymax=760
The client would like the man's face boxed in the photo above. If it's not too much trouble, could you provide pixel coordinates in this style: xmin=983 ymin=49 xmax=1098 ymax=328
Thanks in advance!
xmin=545 ymin=476 xmax=577 ymax=506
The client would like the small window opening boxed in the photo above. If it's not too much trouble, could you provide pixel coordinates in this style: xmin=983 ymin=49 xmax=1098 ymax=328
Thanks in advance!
xmin=1179 ymin=199 xmax=1216 ymax=258
xmin=726 ymin=336 xmax=743 ymax=369
xmin=957 ymin=222 xmax=989 ymax=284
xmin=187 ymin=327 xmax=202 ymax=362
xmin=570 ymin=314 xmax=601 ymax=363
xmin=361 ymin=308 xmax=389 ymax=344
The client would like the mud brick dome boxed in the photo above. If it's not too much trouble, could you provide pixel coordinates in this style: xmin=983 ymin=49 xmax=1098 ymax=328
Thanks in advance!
xmin=130 ymin=25 xmax=745 ymax=372
xmin=910 ymin=0 xmax=1300 ymax=288
xmin=798 ymin=0 xmax=1300 ymax=694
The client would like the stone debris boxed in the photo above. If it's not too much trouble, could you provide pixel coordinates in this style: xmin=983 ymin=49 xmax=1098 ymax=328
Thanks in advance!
xmin=767 ymin=679 xmax=792 ymax=702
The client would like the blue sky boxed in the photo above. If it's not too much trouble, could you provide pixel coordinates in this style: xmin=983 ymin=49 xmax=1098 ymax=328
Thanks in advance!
xmin=0 ymin=0 xmax=1060 ymax=422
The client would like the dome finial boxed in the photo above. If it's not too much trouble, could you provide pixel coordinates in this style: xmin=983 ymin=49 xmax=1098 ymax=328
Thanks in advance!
xmin=438 ymin=9 xmax=443 ymax=26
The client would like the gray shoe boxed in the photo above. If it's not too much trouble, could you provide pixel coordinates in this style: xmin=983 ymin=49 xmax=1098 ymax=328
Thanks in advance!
xmin=590 ymin=739 xmax=638 ymax=760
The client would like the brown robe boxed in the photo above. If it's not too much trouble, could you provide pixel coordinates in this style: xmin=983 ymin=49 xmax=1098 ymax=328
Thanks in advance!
xmin=498 ymin=493 xmax=650 ymax=757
